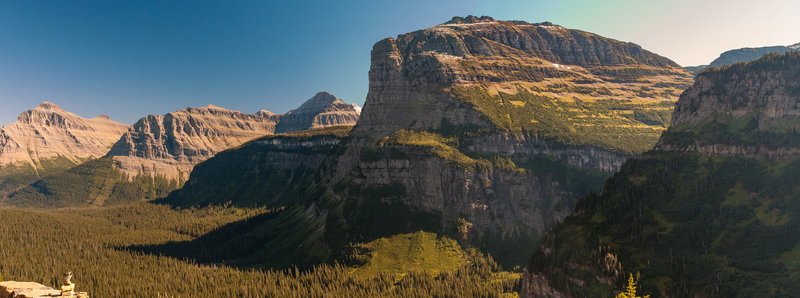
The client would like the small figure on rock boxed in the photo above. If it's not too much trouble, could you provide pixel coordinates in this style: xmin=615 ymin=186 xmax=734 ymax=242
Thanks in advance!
xmin=61 ymin=271 xmax=75 ymax=296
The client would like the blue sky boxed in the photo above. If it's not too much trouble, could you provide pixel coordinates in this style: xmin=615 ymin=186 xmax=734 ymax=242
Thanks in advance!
xmin=1 ymin=0 xmax=798 ymax=125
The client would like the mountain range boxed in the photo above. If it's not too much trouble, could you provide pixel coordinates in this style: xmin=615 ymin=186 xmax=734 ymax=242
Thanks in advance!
xmin=6 ymin=14 xmax=799 ymax=297
xmin=0 ymin=91 xmax=360 ymax=207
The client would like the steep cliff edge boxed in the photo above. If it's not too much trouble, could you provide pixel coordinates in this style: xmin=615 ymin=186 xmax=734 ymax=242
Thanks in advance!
xmin=332 ymin=16 xmax=692 ymax=266
xmin=526 ymin=52 xmax=800 ymax=297
xmin=0 ymin=102 xmax=129 ymax=194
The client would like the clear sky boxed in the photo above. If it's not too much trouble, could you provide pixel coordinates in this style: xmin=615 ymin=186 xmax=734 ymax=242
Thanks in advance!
xmin=1 ymin=0 xmax=798 ymax=125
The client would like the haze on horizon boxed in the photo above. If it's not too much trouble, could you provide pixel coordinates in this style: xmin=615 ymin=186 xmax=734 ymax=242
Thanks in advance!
xmin=0 ymin=0 xmax=797 ymax=126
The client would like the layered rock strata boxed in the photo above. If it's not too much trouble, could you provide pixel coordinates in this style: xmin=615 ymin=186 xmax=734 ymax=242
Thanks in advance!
xmin=0 ymin=102 xmax=129 ymax=169
xmin=107 ymin=104 xmax=279 ymax=181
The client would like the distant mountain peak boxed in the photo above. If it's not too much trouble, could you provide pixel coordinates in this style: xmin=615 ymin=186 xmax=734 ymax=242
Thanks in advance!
xmin=202 ymin=104 xmax=229 ymax=111
xmin=36 ymin=101 xmax=65 ymax=112
xmin=274 ymin=92 xmax=360 ymax=133
xmin=444 ymin=15 xmax=495 ymax=25
xmin=291 ymin=91 xmax=347 ymax=115
xmin=789 ymin=42 xmax=800 ymax=49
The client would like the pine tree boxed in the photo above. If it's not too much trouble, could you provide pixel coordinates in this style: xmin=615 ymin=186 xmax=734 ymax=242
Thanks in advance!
xmin=616 ymin=273 xmax=649 ymax=298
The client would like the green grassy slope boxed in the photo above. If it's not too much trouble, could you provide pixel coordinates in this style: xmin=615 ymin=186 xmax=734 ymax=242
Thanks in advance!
xmin=451 ymin=86 xmax=674 ymax=154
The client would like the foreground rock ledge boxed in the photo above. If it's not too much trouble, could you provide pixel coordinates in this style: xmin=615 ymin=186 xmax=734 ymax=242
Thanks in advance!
xmin=0 ymin=281 xmax=88 ymax=298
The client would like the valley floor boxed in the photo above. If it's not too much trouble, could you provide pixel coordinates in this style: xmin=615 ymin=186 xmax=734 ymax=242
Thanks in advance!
xmin=0 ymin=202 xmax=519 ymax=297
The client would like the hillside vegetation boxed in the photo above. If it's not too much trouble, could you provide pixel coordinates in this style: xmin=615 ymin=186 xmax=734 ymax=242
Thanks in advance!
xmin=0 ymin=203 xmax=519 ymax=297
xmin=0 ymin=156 xmax=83 ymax=196
xmin=527 ymin=51 xmax=800 ymax=298
xmin=4 ymin=157 xmax=178 ymax=208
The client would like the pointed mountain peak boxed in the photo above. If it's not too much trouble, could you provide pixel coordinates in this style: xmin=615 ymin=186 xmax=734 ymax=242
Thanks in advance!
xmin=274 ymin=91 xmax=360 ymax=133
xmin=292 ymin=92 xmax=342 ymax=113
xmin=308 ymin=91 xmax=338 ymax=104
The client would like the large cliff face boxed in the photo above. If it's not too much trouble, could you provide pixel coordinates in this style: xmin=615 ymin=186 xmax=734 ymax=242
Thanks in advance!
xmin=659 ymin=52 xmax=800 ymax=159
xmin=333 ymin=16 xmax=693 ymax=266
xmin=107 ymin=105 xmax=278 ymax=181
xmin=274 ymin=91 xmax=360 ymax=133
xmin=356 ymin=16 xmax=691 ymax=146
xmin=0 ymin=102 xmax=129 ymax=193
xmin=525 ymin=52 xmax=800 ymax=298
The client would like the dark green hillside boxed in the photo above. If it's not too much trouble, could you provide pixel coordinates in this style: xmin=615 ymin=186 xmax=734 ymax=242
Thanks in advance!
xmin=527 ymin=51 xmax=800 ymax=297
xmin=5 ymin=157 xmax=178 ymax=208
xmin=161 ymin=125 xmax=352 ymax=208
xmin=0 ymin=203 xmax=519 ymax=297
xmin=0 ymin=156 xmax=85 ymax=197
xmin=530 ymin=151 xmax=800 ymax=297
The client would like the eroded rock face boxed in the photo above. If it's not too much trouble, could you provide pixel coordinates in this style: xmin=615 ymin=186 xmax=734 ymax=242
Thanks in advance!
xmin=109 ymin=93 xmax=359 ymax=181
xmin=355 ymin=17 xmax=690 ymax=137
xmin=107 ymin=105 xmax=279 ymax=181
xmin=274 ymin=92 xmax=360 ymax=133
xmin=331 ymin=16 xmax=692 ymax=265
xmin=0 ymin=102 xmax=129 ymax=172
xmin=659 ymin=52 xmax=800 ymax=159
xmin=466 ymin=133 xmax=629 ymax=172
xmin=519 ymin=271 xmax=568 ymax=298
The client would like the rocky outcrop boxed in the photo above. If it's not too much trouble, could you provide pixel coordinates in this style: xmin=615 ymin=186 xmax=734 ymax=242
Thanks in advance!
xmin=274 ymin=92 xmax=360 ymax=133
xmin=107 ymin=104 xmax=279 ymax=181
xmin=0 ymin=281 xmax=87 ymax=298
xmin=519 ymin=271 xmax=568 ymax=298
xmin=659 ymin=51 xmax=800 ymax=159
xmin=0 ymin=102 xmax=129 ymax=169
xmin=466 ymin=133 xmax=629 ymax=172
xmin=670 ymin=54 xmax=800 ymax=127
